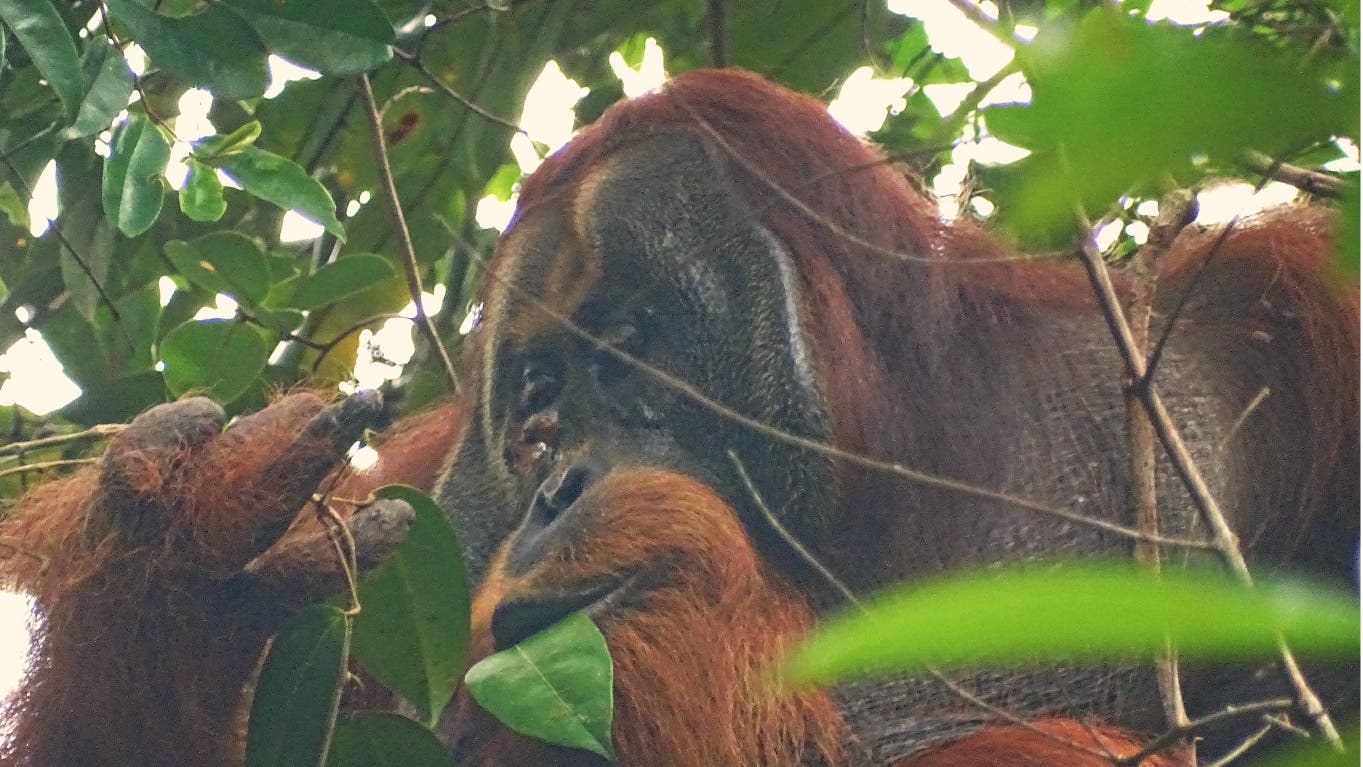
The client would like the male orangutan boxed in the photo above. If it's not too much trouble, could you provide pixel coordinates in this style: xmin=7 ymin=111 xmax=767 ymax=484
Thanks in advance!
xmin=1 ymin=69 xmax=1356 ymax=766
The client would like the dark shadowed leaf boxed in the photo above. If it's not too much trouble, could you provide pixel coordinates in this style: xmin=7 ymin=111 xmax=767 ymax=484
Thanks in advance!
xmin=781 ymin=561 xmax=1360 ymax=687
xmin=101 ymin=115 xmax=170 ymax=237
xmin=178 ymin=159 xmax=228 ymax=222
xmin=325 ymin=713 xmax=455 ymax=767
xmin=164 ymin=231 xmax=270 ymax=305
xmin=159 ymin=318 xmax=270 ymax=402
xmin=222 ymin=0 xmax=393 ymax=76
xmin=62 ymin=39 xmax=134 ymax=139
xmin=104 ymin=0 xmax=269 ymax=99
xmin=464 ymin=611 xmax=615 ymax=760
xmin=0 ymin=0 xmax=82 ymax=118
xmin=351 ymin=485 xmax=469 ymax=727
xmin=246 ymin=605 xmax=351 ymax=767
xmin=287 ymin=254 xmax=395 ymax=310
xmin=216 ymin=146 xmax=345 ymax=238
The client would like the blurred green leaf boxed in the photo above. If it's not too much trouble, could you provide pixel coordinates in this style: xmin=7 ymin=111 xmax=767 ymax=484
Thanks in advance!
xmin=159 ymin=318 xmax=270 ymax=402
xmin=0 ymin=0 xmax=83 ymax=118
xmin=165 ymin=231 xmax=270 ymax=305
xmin=101 ymin=114 xmax=170 ymax=237
xmin=61 ymin=39 xmax=134 ymax=139
xmin=286 ymin=253 xmax=396 ymax=311
xmin=1336 ymin=175 xmax=1360 ymax=280
xmin=1248 ymin=724 xmax=1359 ymax=767
xmin=246 ymin=604 xmax=350 ymax=767
xmin=781 ymin=561 xmax=1360 ymax=687
xmin=351 ymin=486 xmax=469 ymax=727
xmin=216 ymin=146 xmax=345 ymax=239
xmin=179 ymin=159 xmax=228 ymax=222
xmin=222 ymin=0 xmax=393 ymax=76
xmin=104 ymin=0 xmax=269 ymax=99
xmin=464 ymin=611 xmax=615 ymax=760
xmin=326 ymin=714 xmax=454 ymax=767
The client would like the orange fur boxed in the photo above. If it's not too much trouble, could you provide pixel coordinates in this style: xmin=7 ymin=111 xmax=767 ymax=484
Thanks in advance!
xmin=451 ymin=470 xmax=849 ymax=766
xmin=897 ymin=719 xmax=1176 ymax=767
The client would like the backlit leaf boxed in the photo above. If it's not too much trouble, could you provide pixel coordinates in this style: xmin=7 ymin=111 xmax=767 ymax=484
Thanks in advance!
xmin=101 ymin=115 xmax=170 ymax=237
xmin=222 ymin=0 xmax=393 ymax=76
xmin=164 ymin=231 xmax=270 ymax=305
xmin=178 ymin=159 xmax=227 ymax=222
xmin=287 ymin=254 xmax=395 ymax=310
xmin=216 ymin=146 xmax=344 ymax=239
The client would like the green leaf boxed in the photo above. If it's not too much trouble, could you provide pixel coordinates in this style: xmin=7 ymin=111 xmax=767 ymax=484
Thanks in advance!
xmin=101 ymin=115 xmax=170 ymax=237
xmin=246 ymin=605 xmax=351 ymax=767
xmin=1335 ymin=176 xmax=1360 ymax=281
xmin=61 ymin=39 xmax=134 ymax=139
xmin=159 ymin=318 xmax=270 ymax=402
xmin=195 ymin=121 xmax=263 ymax=160
xmin=1248 ymin=724 xmax=1359 ymax=767
xmin=287 ymin=254 xmax=395 ymax=311
xmin=781 ymin=561 xmax=1361 ymax=687
xmin=0 ymin=0 xmax=83 ymax=118
xmin=221 ymin=0 xmax=393 ymax=76
xmin=179 ymin=159 xmax=228 ymax=222
xmin=164 ymin=231 xmax=270 ymax=305
xmin=984 ymin=8 xmax=1358 ymax=244
xmin=216 ymin=146 xmax=344 ymax=239
xmin=351 ymin=486 xmax=469 ymax=726
xmin=103 ymin=0 xmax=269 ymax=100
xmin=325 ymin=714 xmax=455 ymax=767
xmin=256 ymin=307 xmax=305 ymax=336
xmin=464 ymin=611 xmax=615 ymax=760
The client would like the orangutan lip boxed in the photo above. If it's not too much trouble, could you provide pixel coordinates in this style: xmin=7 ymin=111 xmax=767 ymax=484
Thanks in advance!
xmin=490 ymin=574 xmax=635 ymax=651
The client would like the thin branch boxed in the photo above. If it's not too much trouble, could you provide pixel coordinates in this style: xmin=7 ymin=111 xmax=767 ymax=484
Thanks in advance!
xmin=940 ymin=0 xmax=1028 ymax=48
xmin=1241 ymin=150 xmax=1345 ymax=198
xmin=357 ymin=74 xmax=460 ymax=394
xmin=1124 ymin=190 xmax=1198 ymax=764
xmin=708 ymin=0 xmax=728 ymax=67
xmin=1202 ymin=724 xmax=1275 ymax=767
xmin=668 ymin=87 xmax=1044 ymax=265
xmin=0 ymin=424 xmax=124 ymax=458
xmin=0 ymin=152 xmax=127 ymax=335
xmin=1216 ymin=386 xmax=1271 ymax=453
xmin=0 ymin=458 xmax=98 ymax=480
xmin=471 ymin=250 xmax=1212 ymax=550
xmin=390 ymin=49 xmax=526 ymax=134
xmin=1075 ymin=224 xmax=1343 ymax=750
xmin=930 ymin=60 xmax=1019 ymax=145
xmin=728 ymin=450 xmax=1114 ymax=763
xmin=1118 ymin=698 xmax=1295 ymax=767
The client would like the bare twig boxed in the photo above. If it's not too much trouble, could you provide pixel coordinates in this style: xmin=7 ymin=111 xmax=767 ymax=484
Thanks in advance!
xmin=471 ymin=249 xmax=1211 ymax=549
xmin=668 ymin=88 xmax=1043 ymax=265
xmin=0 ymin=152 xmax=127 ymax=335
xmin=1241 ymin=150 xmax=1345 ymax=198
xmin=1118 ymin=698 xmax=1295 ymax=766
xmin=357 ymin=74 xmax=460 ymax=394
xmin=708 ymin=0 xmax=727 ymax=67
xmin=1202 ymin=724 xmax=1275 ymax=767
xmin=1124 ymin=190 xmax=1198 ymax=764
xmin=940 ymin=0 xmax=1028 ymax=47
xmin=728 ymin=450 xmax=1114 ymax=763
xmin=1216 ymin=386 xmax=1271 ymax=453
xmin=390 ymin=49 xmax=526 ymax=135
xmin=0 ymin=458 xmax=98 ymax=480
xmin=0 ymin=424 xmax=125 ymax=458
xmin=931 ymin=60 xmax=1019 ymax=145
xmin=1075 ymin=223 xmax=1343 ymax=750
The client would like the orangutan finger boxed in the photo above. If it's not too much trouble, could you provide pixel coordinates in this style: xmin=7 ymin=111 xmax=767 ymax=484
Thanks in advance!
xmin=95 ymin=397 xmax=226 ymax=545
xmin=231 ymin=497 xmax=415 ymax=633
xmin=239 ymin=390 xmax=387 ymax=559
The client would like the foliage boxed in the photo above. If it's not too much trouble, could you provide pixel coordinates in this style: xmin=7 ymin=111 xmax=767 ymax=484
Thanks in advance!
xmin=0 ymin=0 xmax=1357 ymax=763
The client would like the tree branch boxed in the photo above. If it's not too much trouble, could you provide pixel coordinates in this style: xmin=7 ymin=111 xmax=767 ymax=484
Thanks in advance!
xmin=357 ymin=74 xmax=461 ymax=395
